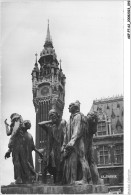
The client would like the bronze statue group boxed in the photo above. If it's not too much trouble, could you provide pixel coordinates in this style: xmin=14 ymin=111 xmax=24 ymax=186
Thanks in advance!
xmin=4 ymin=100 xmax=101 ymax=185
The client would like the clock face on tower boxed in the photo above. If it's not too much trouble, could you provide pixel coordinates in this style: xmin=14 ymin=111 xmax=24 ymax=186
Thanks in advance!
xmin=41 ymin=86 xmax=50 ymax=96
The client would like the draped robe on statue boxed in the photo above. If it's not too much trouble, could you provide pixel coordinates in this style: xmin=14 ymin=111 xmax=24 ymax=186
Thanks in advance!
xmin=11 ymin=128 xmax=36 ymax=183
xmin=62 ymin=112 xmax=92 ymax=184
xmin=41 ymin=119 xmax=67 ymax=183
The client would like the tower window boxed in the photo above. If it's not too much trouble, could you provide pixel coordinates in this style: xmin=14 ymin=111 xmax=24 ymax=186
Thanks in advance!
xmin=114 ymin=145 xmax=123 ymax=164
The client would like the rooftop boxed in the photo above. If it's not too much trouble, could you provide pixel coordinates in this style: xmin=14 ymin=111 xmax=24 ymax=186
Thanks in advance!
xmin=93 ymin=95 xmax=123 ymax=104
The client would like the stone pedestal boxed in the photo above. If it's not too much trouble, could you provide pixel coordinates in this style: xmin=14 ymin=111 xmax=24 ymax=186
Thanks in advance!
xmin=1 ymin=183 xmax=108 ymax=194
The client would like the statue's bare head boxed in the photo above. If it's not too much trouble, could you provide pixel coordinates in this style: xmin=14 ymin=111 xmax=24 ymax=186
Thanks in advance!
xmin=23 ymin=120 xmax=31 ymax=130
xmin=48 ymin=109 xmax=60 ymax=124
xmin=68 ymin=100 xmax=80 ymax=114
xmin=10 ymin=113 xmax=23 ymax=128
xmin=10 ymin=113 xmax=22 ymax=122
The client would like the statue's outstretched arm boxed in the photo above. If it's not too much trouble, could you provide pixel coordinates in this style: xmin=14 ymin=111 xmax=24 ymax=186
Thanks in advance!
xmin=38 ymin=120 xmax=52 ymax=133
xmin=4 ymin=119 xmax=11 ymax=136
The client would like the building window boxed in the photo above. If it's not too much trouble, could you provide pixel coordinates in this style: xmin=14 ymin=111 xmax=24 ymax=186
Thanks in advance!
xmin=114 ymin=145 xmax=123 ymax=164
xmin=118 ymin=171 xmax=123 ymax=184
xmin=98 ymin=146 xmax=110 ymax=165
xmin=97 ymin=121 xmax=107 ymax=136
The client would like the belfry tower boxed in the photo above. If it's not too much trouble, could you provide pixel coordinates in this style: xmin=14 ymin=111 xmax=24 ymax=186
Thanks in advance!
xmin=31 ymin=21 xmax=66 ymax=171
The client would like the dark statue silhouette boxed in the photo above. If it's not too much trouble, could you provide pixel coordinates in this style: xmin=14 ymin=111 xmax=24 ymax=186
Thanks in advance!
xmin=4 ymin=113 xmax=43 ymax=184
xmin=4 ymin=103 xmax=101 ymax=185
xmin=61 ymin=101 xmax=100 ymax=185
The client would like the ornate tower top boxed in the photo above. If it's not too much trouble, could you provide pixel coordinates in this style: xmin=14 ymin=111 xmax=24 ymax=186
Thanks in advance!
xmin=39 ymin=21 xmax=59 ymax=66
xmin=31 ymin=21 xmax=66 ymax=116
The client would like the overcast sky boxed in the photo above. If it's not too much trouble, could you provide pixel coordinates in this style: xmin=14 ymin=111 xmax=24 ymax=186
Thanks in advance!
xmin=1 ymin=0 xmax=124 ymax=185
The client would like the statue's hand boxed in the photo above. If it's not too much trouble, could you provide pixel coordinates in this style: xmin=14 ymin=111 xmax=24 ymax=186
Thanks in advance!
xmin=4 ymin=119 xmax=9 ymax=126
xmin=62 ymin=149 xmax=68 ymax=158
xmin=64 ymin=146 xmax=74 ymax=158
xmin=60 ymin=146 xmax=68 ymax=160
xmin=61 ymin=145 xmax=66 ymax=153
xmin=66 ymin=141 xmax=74 ymax=149
xmin=5 ymin=151 xmax=11 ymax=159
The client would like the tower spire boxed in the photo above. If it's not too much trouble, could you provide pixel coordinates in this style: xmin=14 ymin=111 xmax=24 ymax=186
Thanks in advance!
xmin=44 ymin=19 xmax=53 ymax=48
xmin=46 ymin=19 xmax=52 ymax=42
xmin=35 ymin=53 xmax=38 ymax=64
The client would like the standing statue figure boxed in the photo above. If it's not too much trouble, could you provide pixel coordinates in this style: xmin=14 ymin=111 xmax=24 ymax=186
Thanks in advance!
xmin=4 ymin=113 xmax=24 ymax=159
xmin=4 ymin=113 xmax=43 ymax=184
xmin=86 ymin=111 xmax=100 ymax=185
xmin=38 ymin=109 xmax=67 ymax=184
xmin=61 ymin=101 xmax=92 ymax=185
